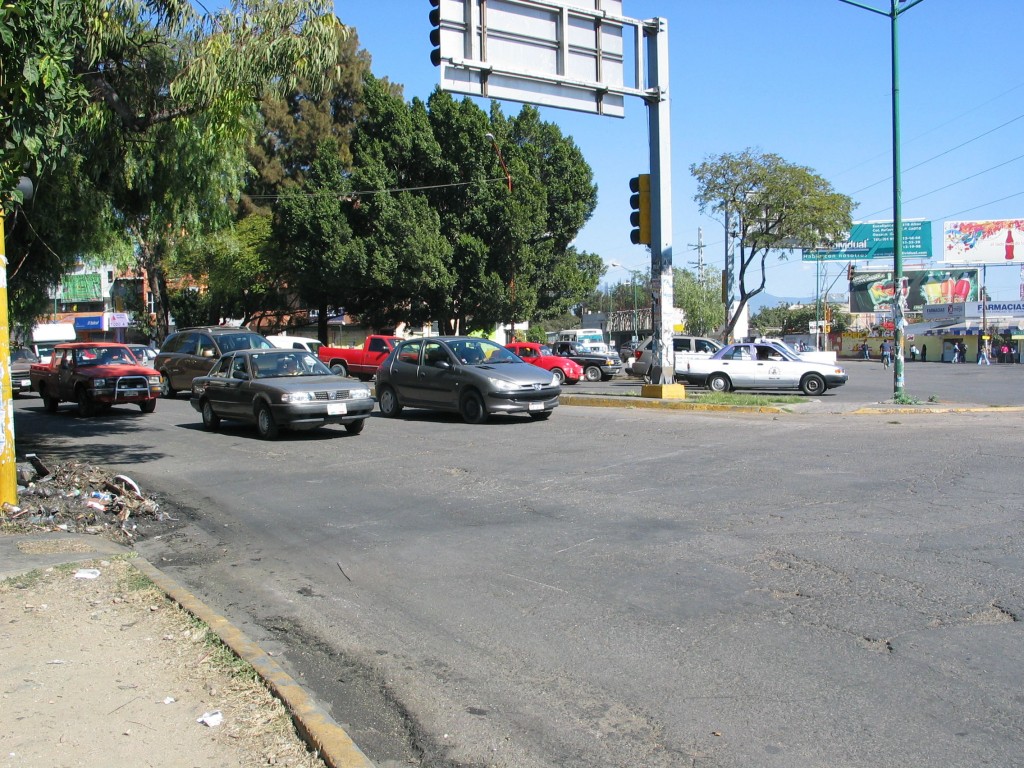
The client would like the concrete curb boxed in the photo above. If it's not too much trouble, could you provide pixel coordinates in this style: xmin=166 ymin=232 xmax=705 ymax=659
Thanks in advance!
xmin=559 ymin=393 xmax=785 ymax=413
xmin=131 ymin=557 xmax=376 ymax=768
xmin=849 ymin=404 xmax=1024 ymax=415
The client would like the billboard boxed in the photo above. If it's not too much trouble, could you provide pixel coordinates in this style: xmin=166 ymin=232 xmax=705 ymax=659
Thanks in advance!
xmin=803 ymin=219 xmax=932 ymax=261
xmin=943 ymin=219 xmax=1024 ymax=263
xmin=432 ymin=0 xmax=627 ymax=117
xmin=850 ymin=267 xmax=979 ymax=314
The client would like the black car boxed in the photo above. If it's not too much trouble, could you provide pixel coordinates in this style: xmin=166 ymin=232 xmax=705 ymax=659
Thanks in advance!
xmin=376 ymin=337 xmax=560 ymax=424
xmin=549 ymin=341 xmax=623 ymax=382
xmin=10 ymin=347 xmax=38 ymax=395
xmin=154 ymin=326 xmax=273 ymax=397
xmin=189 ymin=349 xmax=374 ymax=439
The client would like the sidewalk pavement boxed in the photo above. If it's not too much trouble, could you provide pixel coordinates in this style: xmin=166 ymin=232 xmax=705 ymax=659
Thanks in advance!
xmin=0 ymin=532 xmax=375 ymax=768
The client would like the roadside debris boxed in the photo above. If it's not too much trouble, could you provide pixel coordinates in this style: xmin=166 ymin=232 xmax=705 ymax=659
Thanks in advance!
xmin=1 ymin=457 xmax=169 ymax=544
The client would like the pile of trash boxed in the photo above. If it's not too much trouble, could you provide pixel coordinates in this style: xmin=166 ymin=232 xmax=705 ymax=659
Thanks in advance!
xmin=0 ymin=454 xmax=169 ymax=544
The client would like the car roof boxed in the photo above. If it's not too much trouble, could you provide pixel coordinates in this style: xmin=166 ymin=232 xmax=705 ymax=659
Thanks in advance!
xmin=54 ymin=342 xmax=130 ymax=349
xmin=173 ymin=326 xmax=260 ymax=335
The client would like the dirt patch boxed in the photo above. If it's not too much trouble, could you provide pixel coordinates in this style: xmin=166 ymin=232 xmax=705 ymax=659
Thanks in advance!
xmin=0 ymin=556 xmax=328 ymax=768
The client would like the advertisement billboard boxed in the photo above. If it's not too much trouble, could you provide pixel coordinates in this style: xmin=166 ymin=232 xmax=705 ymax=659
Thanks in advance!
xmin=943 ymin=219 xmax=1024 ymax=263
xmin=850 ymin=267 xmax=979 ymax=314
xmin=803 ymin=219 xmax=932 ymax=261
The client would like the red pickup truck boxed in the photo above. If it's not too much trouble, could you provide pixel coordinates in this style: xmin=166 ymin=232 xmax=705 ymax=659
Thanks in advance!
xmin=318 ymin=335 xmax=401 ymax=380
xmin=30 ymin=342 xmax=161 ymax=416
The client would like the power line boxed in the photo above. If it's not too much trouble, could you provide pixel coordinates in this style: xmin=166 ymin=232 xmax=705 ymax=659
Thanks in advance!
xmin=938 ymin=191 xmax=1024 ymax=221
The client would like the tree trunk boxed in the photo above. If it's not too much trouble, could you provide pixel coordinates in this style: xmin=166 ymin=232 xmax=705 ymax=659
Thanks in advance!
xmin=317 ymin=300 xmax=329 ymax=343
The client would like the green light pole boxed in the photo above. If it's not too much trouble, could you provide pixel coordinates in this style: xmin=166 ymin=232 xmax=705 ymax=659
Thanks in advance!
xmin=838 ymin=0 xmax=926 ymax=398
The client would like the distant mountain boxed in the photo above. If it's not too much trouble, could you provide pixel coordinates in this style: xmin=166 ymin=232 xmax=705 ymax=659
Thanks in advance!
xmin=746 ymin=293 xmax=808 ymax=312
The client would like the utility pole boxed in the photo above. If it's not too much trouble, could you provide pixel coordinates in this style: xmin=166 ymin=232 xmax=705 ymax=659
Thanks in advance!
xmin=688 ymin=227 xmax=705 ymax=272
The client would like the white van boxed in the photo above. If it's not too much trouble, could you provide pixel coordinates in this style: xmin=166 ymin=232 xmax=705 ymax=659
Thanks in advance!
xmin=31 ymin=323 xmax=76 ymax=364
xmin=630 ymin=335 xmax=723 ymax=379
xmin=266 ymin=335 xmax=322 ymax=355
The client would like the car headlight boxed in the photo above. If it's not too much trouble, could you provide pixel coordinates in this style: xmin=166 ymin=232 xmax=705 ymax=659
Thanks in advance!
xmin=148 ymin=375 xmax=161 ymax=385
xmin=92 ymin=378 xmax=106 ymax=387
xmin=350 ymin=387 xmax=371 ymax=399
xmin=281 ymin=391 xmax=315 ymax=403
xmin=487 ymin=377 xmax=517 ymax=391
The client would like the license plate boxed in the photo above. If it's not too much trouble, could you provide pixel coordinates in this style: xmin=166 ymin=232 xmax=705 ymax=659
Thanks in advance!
xmin=327 ymin=403 xmax=347 ymax=415
xmin=528 ymin=401 xmax=544 ymax=411
xmin=19 ymin=379 xmax=30 ymax=388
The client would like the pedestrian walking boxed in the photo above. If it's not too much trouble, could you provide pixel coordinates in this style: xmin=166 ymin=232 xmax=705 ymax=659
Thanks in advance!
xmin=881 ymin=339 xmax=893 ymax=369
xmin=978 ymin=341 xmax=991 ymax=365
xmin=921 ymin=343 xmax=927 ymax=362
xmin=861 ymin=342 xmax=870 ymax=360
xmin=910 ymin=344 xmax=919 ymax=362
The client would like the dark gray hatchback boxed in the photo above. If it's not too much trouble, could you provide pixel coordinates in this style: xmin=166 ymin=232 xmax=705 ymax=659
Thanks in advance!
xmin=375 ymin=337 xmax=560 ymax=423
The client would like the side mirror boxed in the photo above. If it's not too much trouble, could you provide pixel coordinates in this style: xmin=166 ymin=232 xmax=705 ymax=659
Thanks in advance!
xmin=232 ymin=370 xmax=249 ymax=381
xmin=202 ymin=348 xmax=215 ymax=358
xmin=434 ymin=360 xmax=451 ymax=370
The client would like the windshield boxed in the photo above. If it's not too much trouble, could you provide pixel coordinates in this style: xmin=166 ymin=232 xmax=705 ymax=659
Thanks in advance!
xmin=10 ymin=349 xmax=38 ymax=363
xmin=219 ymin=332 xmax=274 ymax=353
xmin=249 ymin=351 xmax=331 ymax=378
xmin=538 ymin=345 xmax=555 ymax=357
xmin=76 ymin=346 xmax=135 ymax=366
xmin=449 ymin=339 xmax=522 ymax=365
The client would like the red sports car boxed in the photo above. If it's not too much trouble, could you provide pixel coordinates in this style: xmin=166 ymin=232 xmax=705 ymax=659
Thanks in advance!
xmin=505 ymin=342 xmax=583 ymax=385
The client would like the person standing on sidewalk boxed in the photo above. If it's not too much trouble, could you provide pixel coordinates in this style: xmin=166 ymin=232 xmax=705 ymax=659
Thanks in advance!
xmin=881 ymin=339 xmax=893 ymax=369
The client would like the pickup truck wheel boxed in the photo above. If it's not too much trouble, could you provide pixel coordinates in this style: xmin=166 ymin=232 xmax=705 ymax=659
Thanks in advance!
xmin=201 ymin=399 xmax=220 ymax=430
xmin=460 ymin=390 xmax=488 ymax=424
xmin=160 ymin=372 xmax=176 ymax=398
xmin=41 ymin=388 xmax=59 ymax=414
xmin=256 ymin=403 xmax=279 ymax=439
xmin=377 ymin=385 xmax=402 ymax=418
xmin=800 ymin=373 xmax=826 ymax=397
xmin=140 ymin=399 xmax=157 ymax=414
xmin=551 ymin=367 xmax=566 ymax=384
xmin=708 ymin=373 xmax=731 ymax=393
xmin=330 ymin=362 xmax=349 ymax=377
xmin=76 ymin=388 xmax=95 ymax=417
xmin=356 ymin=374 xmax=372 ymax=382
xmin=344 ymin=419 xmax=365 ymax=435
xmin=583 ymin=365 xmax=602 ymax=382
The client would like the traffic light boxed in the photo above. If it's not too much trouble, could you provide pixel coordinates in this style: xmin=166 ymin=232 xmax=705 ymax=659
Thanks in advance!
xmin=429 ymin=0 xmax=442 ymax=67
xmin=847 ymin=263 xmax=855 ymax=282
xmin=628 ymin=174 xmax=651 ymax=245
xmin=824 ymin=305 xmax=832 ymax=333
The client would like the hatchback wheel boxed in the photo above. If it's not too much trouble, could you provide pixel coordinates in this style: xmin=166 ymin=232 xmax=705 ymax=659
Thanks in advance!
xmin=344 ymin=419 xmax=365 ymax=435
xmin=460 ymin=390 xmax=488 ymax=424
xmin=551 ymin=367 xmax=565 ymax=384
xmin=377 ymin=385 xmax=402 ymax=417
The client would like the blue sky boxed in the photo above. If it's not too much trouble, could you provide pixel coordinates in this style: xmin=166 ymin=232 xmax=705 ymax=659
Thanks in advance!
xmin=334 ymin=0 xmax=1023 ymax=302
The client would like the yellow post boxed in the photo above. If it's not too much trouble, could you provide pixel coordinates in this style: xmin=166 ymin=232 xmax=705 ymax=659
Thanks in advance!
xmin=0 ymin=212 xmax=17 ymax=504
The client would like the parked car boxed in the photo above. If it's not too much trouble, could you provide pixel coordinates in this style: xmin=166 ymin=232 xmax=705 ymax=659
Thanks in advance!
xmin=189 ymin=348 xmax=374 ymax=439
xmin=548 ymin=341 xmax=623 ymax=381
xmin=505 ymin=341 xmax=583 ymax=384
xmin=154 ymin=327 xmax=273 ymax=397
xmin=318 ymin=335 xmax=402 ymax=380
xmin=30 ymin=342 xmax=161 ymax=415
xmin=266 ymin=335 xmax=322 ymax=355
xmin=376 ymin=336 xmax=560 ymax=423
xmin=126 ymin=344 xmax=158 ymax=366
xmin=680 ymin=341 xmax=848 ymax=396
xmin=10 ymin=347 xmax=38 ymax=396
xmin=631 ymin=335 xmax=723 ymax=379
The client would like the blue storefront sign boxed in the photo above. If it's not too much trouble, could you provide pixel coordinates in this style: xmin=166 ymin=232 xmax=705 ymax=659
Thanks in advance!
xmin=803 ymin=220 xmax=933 ymax=261
xmin=73 ymin=315 xmax=105 ymax=331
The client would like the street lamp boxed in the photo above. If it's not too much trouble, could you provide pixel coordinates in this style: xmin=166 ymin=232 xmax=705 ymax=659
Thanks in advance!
xmin=837 ymin=0 xmax=927 ymax=398
xmin=609 ymin=260 xmax=639 ymax=339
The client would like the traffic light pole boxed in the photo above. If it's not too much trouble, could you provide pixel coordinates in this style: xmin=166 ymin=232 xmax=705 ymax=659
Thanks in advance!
xmin=644 ymin=17 xmax=674 ymax=386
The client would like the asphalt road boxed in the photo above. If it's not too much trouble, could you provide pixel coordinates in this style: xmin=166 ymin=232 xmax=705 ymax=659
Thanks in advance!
xmin=12 ymin=369 xmax=1024 ymax=768
xmin=588 ymin=358 xmax=1024 ymax=406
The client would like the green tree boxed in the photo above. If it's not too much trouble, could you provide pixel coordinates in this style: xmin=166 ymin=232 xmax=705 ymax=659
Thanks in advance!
xmin=3 ymin=0 xmax=346 ymax=338
xmin=272 ymin=140 xmax=356 ymax=342
xmin=691 ymin=149 xmax=853 ymax=341
xmin=674 ymin=266 xmax=724 ymax=337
